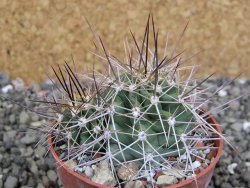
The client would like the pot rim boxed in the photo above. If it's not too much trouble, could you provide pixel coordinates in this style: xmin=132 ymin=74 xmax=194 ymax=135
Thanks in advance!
xmin=48 ymin=112 xmax=223 ymax=188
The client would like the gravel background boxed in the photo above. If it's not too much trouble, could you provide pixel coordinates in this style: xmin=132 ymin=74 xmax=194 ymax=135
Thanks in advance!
xmin=0 ymin=72 xmax=249 ymax=188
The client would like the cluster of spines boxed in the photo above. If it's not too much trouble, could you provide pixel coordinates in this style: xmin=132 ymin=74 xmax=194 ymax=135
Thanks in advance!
xmin=39 ymin=15 xmax=227 ymax=187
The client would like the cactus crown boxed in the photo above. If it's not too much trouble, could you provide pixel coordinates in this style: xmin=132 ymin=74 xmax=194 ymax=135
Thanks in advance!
xmin=46 ymin=16 xmax=223 ymax=187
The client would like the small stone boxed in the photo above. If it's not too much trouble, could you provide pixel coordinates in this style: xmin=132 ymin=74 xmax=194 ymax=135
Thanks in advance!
xmin=42 ymin=176 xmax=49 ymax=185
xmin=0 ymin=72 xmax=10 ymax=86
xmin=6 ymin=130 xmax=17 ymax=139
xmin=125 ymin=180 xmax=144 ymax=188
xmin=4 ymin=176 xmax=18 ymax=188
xmin=23 ymin=147 xmax=33 ymax=157
xmin=117 ymin=162 xmax=139 ymax=181
xmin=34 ymin=145 xmax=46 ymax=157
xmin=229 ymin=101 xmax=240 ymax=111
xmin=229 ymin=87 xmax=240 ymax=96
xmin=218 ymin=89 xmax=227 ymax=97
xmin=162 ymin=169 xmax=185 ymax=179
xmin=203 ymin=148 xmax=211 ymax=154
xmin=9 ymin=114 xmax=16 ymax=124
xmin=91 ymin=160 xmax=116 ymax=186
xmin=1 ymin=84 xmax=13 ymax=93
xmin=47 ymin=170 xmax=57 ymax=182
xmin=45 ymin=158 xmax=55 ymax=169
xmin=30 ymin=161 xmax=38 ymax=174
xmin=65 ymin=160 xmax=77 ymax=170
xmin=245 ymin=162 xmax=250 ymax=167
xmin=243 ymin=122 xmax=250 ymax=133
xmin=156 ymin=174 xmax=178 ymax=186
xmin=19 ymin=111 xmax=30 ymax=124
xmin=238 ymin=79 xmax=247 ymax=84
xmin=20 ymin=131 xmax=37 ymax=145
xmin=31 ymin=121 xmax=43 ymax=128
xmin=11 ymin=163 xmax=21 ymax=177
xmin=221 ymin=182 xmax=233 ymax=188
xmin=75 ymin=166 xmax=85 ymax=173
xmin=11 ymin=78 xmax=25 ymax=91
xmin=85 ymin=166 xmax=94 ymax=178
xmin=179 ymin=154 xmax=187 ymax=161
xmin=244 ymin=151 xmax=250 ymax=160
xmin=36 ymin=183 xmax=45 ymax=188
xmin=227 ymin=163 xmax=238 ymax=174
xmin=242 ymin=171 xmax=250 ymax=184
xmin=192 ymin=161 xmax=201 ymax=169
xmin=205 ymin=159 xmax=211 ymax=165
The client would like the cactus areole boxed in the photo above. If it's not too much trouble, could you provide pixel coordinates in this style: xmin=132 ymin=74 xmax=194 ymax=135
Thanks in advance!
xmin=49 ymin=16 xmax=225 ymax=187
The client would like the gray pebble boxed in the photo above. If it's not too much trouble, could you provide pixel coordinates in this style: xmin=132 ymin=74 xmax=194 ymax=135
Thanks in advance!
xmin=85 ymin=166 xmax=94 ymax=178
xmin=47 ymin=170 xmax=57 ymax=182
xmin=19 ymin=111 xmax=30 ymax=124
xmin=229 ymin=101 xmax=240 ymax=111
xmin=36 ymin=183 xmax=45 ymax=188
xmin=243 ymin=170 xmax=250 ymax=184
xmin=125 ymin=180 xmax=144 ymax=188
xmin=4 ymin=176 xmax=18 ymax=188
xmin=11 ymin=163 xmax=21 ymax=177
xmin=42 ymin=176 xmax=49 ymax=185
xmin=9 ymin=114 xmax=16 ymax=124
xmin=244 ymin=151 xmax=250 ymax=161
xmin=34 ymin=145 xmax=46 ymax=157
xmin=23 ymin=147 xmax=33 ymax=157
xmin=0 ymin=72 xmax=10 ymax=87
xmin=156 ymin=174 xmax=178 ymax=186
xmin=230 ymin=123 xmax=242 ymax=132
xmin=30 ymin=161 xmax=38 ymax=174
xmin=221 ymin=182 xmax=233 ymax=188
xmin=20 ymin=131 xmax=37 ymax=145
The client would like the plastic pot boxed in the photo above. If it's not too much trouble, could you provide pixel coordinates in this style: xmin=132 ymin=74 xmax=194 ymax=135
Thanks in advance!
xmin=48 ymin=113 xmax=223 ymax=188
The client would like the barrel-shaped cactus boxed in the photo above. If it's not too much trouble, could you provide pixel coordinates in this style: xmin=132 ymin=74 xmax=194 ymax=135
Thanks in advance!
xmin=61 ymin=72 xmax=196 ymax=167
xmin=50 ymin=16 xmax=223 ymax=186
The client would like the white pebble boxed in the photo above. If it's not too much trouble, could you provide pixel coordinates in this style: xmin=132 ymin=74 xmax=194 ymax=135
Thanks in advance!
xmin=1 ymin=84 xmax=13 ymax=93
xmin=12 ymin=78 xmax=24 ymax=91
xmin=245 ymin=162 xmax=250 ymax=167
xmin=75 ymin=166 xmax=84 ymax=173
xmin=179 ymin=154 xmax=187 ymax=161
xmin=203 ymin=148 xmax=211 ymax=154
xmin=218 ymin=89 xmax=227 ymax=97
xmin=45 ymin=78 xmax=54 ymax=85
xmin=238 ymin=79 xmax=246 ymax=84
xmin=91 ymin=164 xmax=97 ymax=170
xmin=192 ymin=161 xmax=201 ymax=169
xmin=227 ymin=163 xmax=238 ymax=174
xmin=243 ymin=122 xmax=250 ymax=132
xmin=85 ymin=166 xmax=94 ymax=178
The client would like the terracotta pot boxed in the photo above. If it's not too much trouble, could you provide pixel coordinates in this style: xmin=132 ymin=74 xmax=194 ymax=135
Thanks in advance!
xmin=48 ymin=113 xmax=223 ymax=188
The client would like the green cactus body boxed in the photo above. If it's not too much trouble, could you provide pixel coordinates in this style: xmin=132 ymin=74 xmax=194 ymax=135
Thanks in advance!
xmin=50 ymin=17 xmax=225 ymax=186
xmin=62 ymin=73 xmax=196 ymax=166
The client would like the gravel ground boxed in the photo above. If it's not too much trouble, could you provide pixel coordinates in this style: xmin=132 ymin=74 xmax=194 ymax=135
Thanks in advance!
xmin=0 ymin=72 xmax=249 ymax=188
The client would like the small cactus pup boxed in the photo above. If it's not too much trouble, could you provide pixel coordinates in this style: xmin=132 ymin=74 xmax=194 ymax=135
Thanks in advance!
xmin=44 ymin=16 xmax=227 ymax=188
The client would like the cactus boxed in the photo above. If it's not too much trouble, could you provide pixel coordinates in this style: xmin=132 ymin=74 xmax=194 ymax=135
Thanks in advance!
xmin=46 ymin=15 xmax=226 ymax=187
xmin=62 ymin=72 xmax=196 ymax=164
